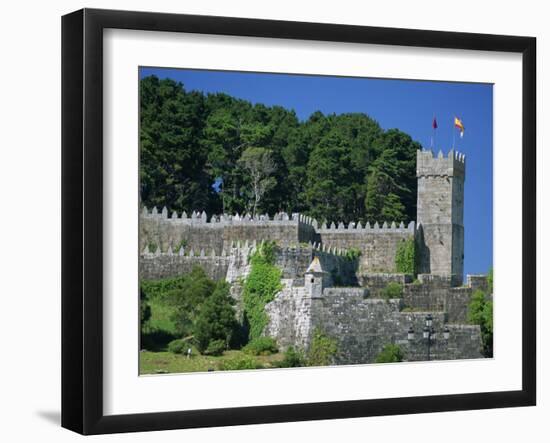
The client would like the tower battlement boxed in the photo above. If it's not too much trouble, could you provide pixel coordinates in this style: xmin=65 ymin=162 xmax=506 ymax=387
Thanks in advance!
xmin=416 ymin=149 xmax=466 ymax=179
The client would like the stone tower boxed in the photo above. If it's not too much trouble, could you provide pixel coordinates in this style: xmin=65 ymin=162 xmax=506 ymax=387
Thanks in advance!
xmin=416 ymin=149 xmax=466 ymax=284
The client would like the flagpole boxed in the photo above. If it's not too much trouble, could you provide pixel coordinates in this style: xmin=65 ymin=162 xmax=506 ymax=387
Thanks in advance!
xmin=452 ymin=125 xmax=456 ymax=150
xmin=431 ymin=114 xmax=437 ymax=150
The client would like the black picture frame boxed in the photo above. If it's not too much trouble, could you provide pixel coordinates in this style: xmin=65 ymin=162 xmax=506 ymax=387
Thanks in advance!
xmin=61 ymin=8 xmax=536 ymax=435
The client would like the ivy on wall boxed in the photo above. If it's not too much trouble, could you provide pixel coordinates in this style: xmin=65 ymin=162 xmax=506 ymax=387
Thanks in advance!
xmin=395 ymin=238 xmax=416 ymax=275
xmin=242 ymin=241 xmax=283 ymax=341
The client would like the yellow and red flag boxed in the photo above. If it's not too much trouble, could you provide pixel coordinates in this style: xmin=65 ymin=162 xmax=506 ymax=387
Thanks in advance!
xmin=454 ymin=117 xmax=465 ymax=138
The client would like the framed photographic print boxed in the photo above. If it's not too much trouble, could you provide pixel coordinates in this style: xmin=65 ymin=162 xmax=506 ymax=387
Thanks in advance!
xmin=61 ymin=8 xmax=536 ymax=435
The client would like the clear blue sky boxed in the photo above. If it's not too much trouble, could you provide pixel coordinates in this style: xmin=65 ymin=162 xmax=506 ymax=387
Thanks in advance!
xmin=139 ymin=67 xmax=493 ymax=276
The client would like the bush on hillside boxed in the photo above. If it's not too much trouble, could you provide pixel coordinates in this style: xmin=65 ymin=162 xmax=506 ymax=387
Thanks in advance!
xmin=242 ymin=337 xmax=278 ymax=356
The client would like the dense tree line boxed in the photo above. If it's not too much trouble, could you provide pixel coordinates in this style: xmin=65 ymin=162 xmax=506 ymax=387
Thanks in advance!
xmin=140 ymin=75 xmax=421 ymax=224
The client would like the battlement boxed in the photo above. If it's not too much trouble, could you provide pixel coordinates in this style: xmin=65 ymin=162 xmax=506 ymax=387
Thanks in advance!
xmin=141 ymin=206 xmax=318 ymax=228
xmin=317 ymin=220 xmax=415 ymax=234
xmin=140 ymin=206 xmax=414 ymax=235
xmin=141 ymin=240 xmax=258 ymax=257
xmin=140 ymin=239 xmax=353 ymax=258
xmin=139 ymin=240 xmax=355 ymax=283
xmin=416 ymin=149 xmax=466 ymax=179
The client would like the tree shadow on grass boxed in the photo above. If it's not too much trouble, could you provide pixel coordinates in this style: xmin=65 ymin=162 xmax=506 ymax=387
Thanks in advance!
xmin=141 ymin=329 xmax=177 ymax=352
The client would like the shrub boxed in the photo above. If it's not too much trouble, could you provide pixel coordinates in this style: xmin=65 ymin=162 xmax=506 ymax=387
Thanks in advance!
xmin=242 ymin=241 xmax=282 ymax=341
xmin=193 ymin=282 xmax=238 ymax=353
xmin=169 ymin=267 xmax=218 ymax=337
xmin=217 ymin=355 xmax=263 ymax=371
xmin=276 ymin=346 xmax=306 ymax=368
xmin=395 ymin=238 xmax=416 ymax=275
xmin=375 ymin=344 xmax=404 ymax=363
xmin=203 ymin=339 xmax=226 ymax=356
xmin=345 ymin=247 xmax=362 ymax=261
xmin=381 ymin=282 xmax=403 ymax=301
xmin=307 ymin=328 xmax=338 ymax=367
xmin=167 ymin=339 xmax=186 ymax=354
xmin=140 ymin=273 xmax=199 ymax=302
xmin=141 ymin=268 xmax=229 ymax=351
xmin=242 ymin=337 xmax=278 ymax=356
xmin=467 ymin=289 xmax=493 ymax=357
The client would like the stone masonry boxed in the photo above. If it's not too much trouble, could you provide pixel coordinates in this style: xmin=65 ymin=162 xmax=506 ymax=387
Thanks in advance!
xmin=417 ymin=149 xmax=466 ymax=284
xmin=140 ymin=149 xmax=487 ymax=364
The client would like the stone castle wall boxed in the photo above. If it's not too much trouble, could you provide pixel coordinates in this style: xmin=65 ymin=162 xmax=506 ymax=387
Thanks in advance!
xmin=265 ymin=272 xmax=486 ymax=364
xmin=140 ymin=208 xmax=414 ymax=274
xmin=140 ymin=241 xmax=357 ymax=287
xmin=140 ymin=209 xmax=318 ymax=254
xmin=264 ymin=280 xmax=312 ymax=349
xmin=318 ymin=221 xmax=415 ymax=274
xmin=366 ymin=273 xmax=486 ymax=324
xmin=288 ymin=290 xmax=483 ymax=364
xmin=140 ymin=252 xmax=229 ymax=281
xmin=274 ymin=245 xmax=357 ymax=285
xmin=139 ymin=208 xmax=225 ymax=255
xmin=138 ymin=148 xmax=482 ymax=365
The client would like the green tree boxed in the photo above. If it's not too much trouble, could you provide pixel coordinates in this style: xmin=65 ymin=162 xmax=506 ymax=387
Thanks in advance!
xmin=139 ymin=75 xmax=421 ymax=224
xmin=365 ymin=129 xmax=419 ymax=223
xmin=193 ymin=282 xmax=238 ymax=353
xmin=139 ymin=76 xmax=216 ymax=214
xmin=164 ymin=266 xmax=216 ymax=337
xmin=202 ymin=107 xmax=247 ymax=213
xmin=303 ymin=131 xmax=361 ymax=223
xmin=467 ymin=289 xmax=493 ymax=357
xmin=487 ymin=267 xmax=493 ymax=294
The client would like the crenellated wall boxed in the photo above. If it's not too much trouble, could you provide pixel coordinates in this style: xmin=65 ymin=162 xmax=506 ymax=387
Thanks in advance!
xmin=317 ymin=221 xmax=415 ymax=273
xmin=140 ymin=209 xmax=319 ymax=254
xmin=139 ymin=208 xmax=225 ymax=255
xmin=140 ymin=207 xmax=415 ymax=274
xmin=140 ymin=148 xmax=468 ymax=282
xmin=140 ymin=240 xmax=357 ymax=286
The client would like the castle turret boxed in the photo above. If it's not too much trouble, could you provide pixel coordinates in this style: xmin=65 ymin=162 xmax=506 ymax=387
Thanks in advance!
xmin=416 ymin=149 xmax=465 ymax=284
xmin=305 ymin=257 xmax=327 ymax=298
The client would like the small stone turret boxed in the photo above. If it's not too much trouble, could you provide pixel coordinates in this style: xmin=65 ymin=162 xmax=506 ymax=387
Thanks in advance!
xmin=305 ymin=257 xmax=327 ymax=299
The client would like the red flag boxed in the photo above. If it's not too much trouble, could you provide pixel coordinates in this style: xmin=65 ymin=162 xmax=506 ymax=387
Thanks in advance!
xmin=432 ymin=116 xmax=438 ymax=129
